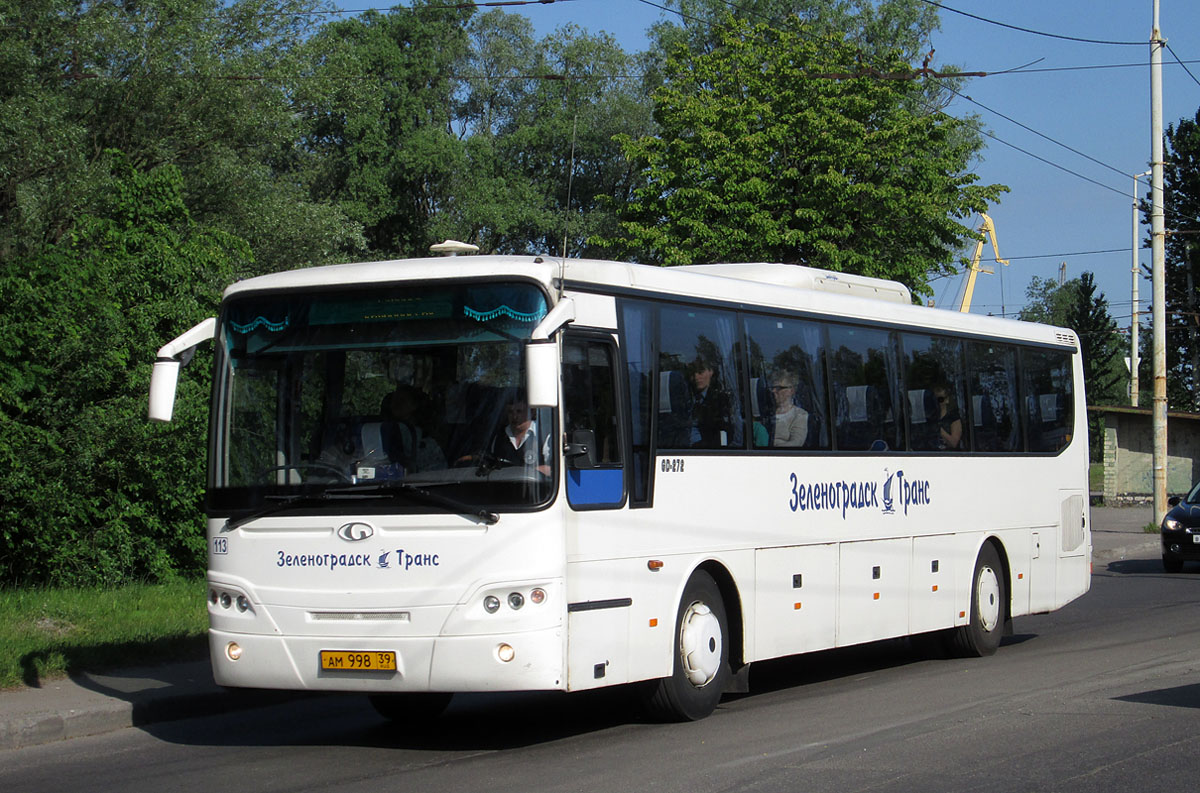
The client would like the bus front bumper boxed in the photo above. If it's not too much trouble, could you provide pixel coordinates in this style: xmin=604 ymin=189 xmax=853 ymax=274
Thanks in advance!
xmin=208 ymin=627 xmax=565 ymax=693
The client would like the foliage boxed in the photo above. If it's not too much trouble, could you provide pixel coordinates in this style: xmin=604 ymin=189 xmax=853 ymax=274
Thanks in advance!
xmin=0 ymin=155 xmax=246 ymax=585
xmin=292 ymin=1 xmax=473 ymax=258
xmin=0 ymin=0 xmax=359 ymax=273
xmin=600 ymin=17 xmax=1004 ymax=296
xmin=437 ymin=13 xmax=656 ymax=257
xmin=647 ymin=0 xmax=946 ymax=65
xmin=1156 ymin=112 xmax=1200 ymax=410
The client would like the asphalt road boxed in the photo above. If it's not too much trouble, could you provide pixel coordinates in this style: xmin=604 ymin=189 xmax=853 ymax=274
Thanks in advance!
xmin=4 ymin=556 xmax=1199 ymax=793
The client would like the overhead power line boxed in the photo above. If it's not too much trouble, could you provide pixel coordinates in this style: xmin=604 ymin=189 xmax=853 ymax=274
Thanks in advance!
xmin=916 ymin=0 xmax=1145 ymax=46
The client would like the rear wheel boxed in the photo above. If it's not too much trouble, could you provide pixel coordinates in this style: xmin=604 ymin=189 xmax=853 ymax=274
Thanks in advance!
xmin=643 ymin=570 xmax=730 ymax=721
xmin=1163 ymin=555 xmax=1184 ymax=574
xmin=368 ymin=692 xmax=453 ymax=723
xmin=946 ymin=543 xmax=1006 ymax=657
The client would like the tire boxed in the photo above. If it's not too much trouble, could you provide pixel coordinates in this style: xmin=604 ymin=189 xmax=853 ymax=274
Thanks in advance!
xmin=1163 ymin=555 xmax=1184 ymax=574
xmin=946 ymin=542 xmax=1006 ymax=658
xmin=643 ymin=570 xmax=730 ymax=722
xmin=368 ymin=692 xmax=453 ymax=723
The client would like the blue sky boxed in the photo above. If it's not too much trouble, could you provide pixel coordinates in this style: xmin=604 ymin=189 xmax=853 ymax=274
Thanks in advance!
xmin=344 ymin=2 xmax=1200 ymax=327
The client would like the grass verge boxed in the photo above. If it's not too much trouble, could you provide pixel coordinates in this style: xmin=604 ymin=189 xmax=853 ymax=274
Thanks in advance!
xmin=0 ymin=579 xmax=208 ymax=689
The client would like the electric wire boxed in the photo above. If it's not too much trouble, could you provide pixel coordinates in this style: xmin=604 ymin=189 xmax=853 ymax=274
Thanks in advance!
xmin=915 ymin=0 xmax=1144 ymax=47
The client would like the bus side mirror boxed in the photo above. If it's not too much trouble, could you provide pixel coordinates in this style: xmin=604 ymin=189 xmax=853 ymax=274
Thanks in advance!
xmin=148 ymin=360 xmax=182 ymax=422
xmin=566 ymin=429 xmax=597 ymax=469
xmin=526 ymin=298 xmax=575 ymax=408
xmin=526 ymin=341 xmax=559 ymax=408
xmin=149 ymin=317 xmax=217 ymax=422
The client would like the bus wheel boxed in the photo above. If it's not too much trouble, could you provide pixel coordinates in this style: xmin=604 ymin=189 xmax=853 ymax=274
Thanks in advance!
xmin=644 ymin=570 xmax=730 ymax=721
xmin=368 ymin=692 xmax=453 ymax=722
xmin=946 ymin=543 xmax=1006 ymax=658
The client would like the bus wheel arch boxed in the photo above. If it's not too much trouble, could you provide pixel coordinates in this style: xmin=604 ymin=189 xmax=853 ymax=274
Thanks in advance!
xmin=643 ymin=565 xmax=737 ymax=721
xmin=946 ymin=538 xmax=1010 ymax=658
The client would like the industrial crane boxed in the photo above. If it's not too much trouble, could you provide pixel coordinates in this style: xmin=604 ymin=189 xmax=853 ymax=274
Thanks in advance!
xmin=959 ymin=213 xmax=1009 ymax=313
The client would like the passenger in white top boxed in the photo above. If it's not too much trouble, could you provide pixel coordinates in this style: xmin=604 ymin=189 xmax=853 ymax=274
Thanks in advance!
xmin=770 ymin=374 xmax=809 ymax=448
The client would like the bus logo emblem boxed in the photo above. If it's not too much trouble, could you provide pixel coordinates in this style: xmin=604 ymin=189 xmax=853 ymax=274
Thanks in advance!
xmin=336 ymin=522 xmax=375 ymax=542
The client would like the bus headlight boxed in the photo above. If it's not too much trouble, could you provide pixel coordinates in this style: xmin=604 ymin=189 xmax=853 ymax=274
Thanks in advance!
xmin=483 ymin=596 xmax=501 ymax=613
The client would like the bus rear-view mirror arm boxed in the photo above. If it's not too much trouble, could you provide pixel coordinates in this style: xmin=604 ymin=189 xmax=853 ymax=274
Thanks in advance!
xmin=149 ymin=317 xmax=217 ymax=422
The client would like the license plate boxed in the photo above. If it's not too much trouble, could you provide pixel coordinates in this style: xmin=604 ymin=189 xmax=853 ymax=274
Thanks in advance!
xmin=320 ymin=650 xmax=397 ymax=671
xmin=1192 ymin=534 xmax=1200 ymax=544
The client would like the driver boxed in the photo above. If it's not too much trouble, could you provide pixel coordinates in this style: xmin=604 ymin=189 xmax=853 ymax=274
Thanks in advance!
xmin=460 ymin=395 xmax=551 ymax=475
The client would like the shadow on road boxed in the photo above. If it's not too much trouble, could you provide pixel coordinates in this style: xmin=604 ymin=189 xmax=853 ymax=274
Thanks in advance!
xmin=1106 ymin=558 xmax=1200 ymax=576
xmin=138 ymin=632 xmax=1034 ymax=752
xmin=1116 ymin=683 xmax=1200 ymax=710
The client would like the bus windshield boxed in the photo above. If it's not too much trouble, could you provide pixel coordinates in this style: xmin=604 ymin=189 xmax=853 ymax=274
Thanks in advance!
xmin=208 ymin=281 xmax=554 ymax=516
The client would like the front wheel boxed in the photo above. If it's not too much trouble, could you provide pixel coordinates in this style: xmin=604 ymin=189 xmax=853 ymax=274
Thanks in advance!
xmin=643 ymin=570 xmax=730 ymax=721
xmin=1163 ymin=555 xmax=1184 ymax=574
xmin=946 ymin=542 xmax=1006 ymax=658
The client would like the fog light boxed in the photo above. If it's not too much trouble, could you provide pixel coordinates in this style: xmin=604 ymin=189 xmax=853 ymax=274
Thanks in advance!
xmin=483 ymin=595 xmax=501 ymax=613
xmin=496 ymin=643 xmax=515 ymax=663
xmin=508 ymin=592 xmax=524 ymax=610
xmin=236 ymin=595 xmax=251 ymax=612
xmin=226 ymin=642 xmax=243 ymax=661
xmin=219 ymin=592 xmax=232 ymax=609
xmin=530 ymin=588 xmax=546 ymax=605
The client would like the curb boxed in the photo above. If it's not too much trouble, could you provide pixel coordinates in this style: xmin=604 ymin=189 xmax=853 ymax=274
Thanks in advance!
xmin=0 ymin=676 xmax=311 ymax=751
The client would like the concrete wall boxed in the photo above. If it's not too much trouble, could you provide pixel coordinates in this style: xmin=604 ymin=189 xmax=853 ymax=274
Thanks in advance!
xmin=1098 ymin=407 xmax=1200 ymax=503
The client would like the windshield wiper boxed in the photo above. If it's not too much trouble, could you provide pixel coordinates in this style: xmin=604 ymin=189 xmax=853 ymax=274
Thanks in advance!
xmin=326 ymin=482 xmax=500 ymax=525
xmin=223 ymin=482 xmax=499 ymax=530
xmin=225 ymin=493 xmax=331 ymax=531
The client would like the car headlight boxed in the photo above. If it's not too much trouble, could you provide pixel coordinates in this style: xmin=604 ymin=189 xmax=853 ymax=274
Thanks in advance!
xmin=1164 ymin=517 xmax=1182 ymax=531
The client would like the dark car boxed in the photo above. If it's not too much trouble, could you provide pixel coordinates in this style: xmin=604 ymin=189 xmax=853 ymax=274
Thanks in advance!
xmin=1161 ymin=483 xmax=1200 ymax=572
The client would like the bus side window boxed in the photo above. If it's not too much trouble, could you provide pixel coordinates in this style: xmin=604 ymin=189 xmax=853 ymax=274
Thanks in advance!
xmin=966 ymin=342 xmax=1020 ymax=452
xmin=743 ymin=315 xmax=829 ymax=450
xmin=563 ymin=335 xmax=625 ymax=508
xmin=900 ymin=333 xmax=966 ymax=452
xmin=657 ymin=306 xmax=745 ymax=450
xmin=827 ymin=325 xmax=901 ymax=452
xmin=1021 ymin=348 xmax=1074 ymax=453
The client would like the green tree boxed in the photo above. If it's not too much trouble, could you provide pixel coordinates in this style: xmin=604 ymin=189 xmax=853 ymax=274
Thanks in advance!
xmin=0 ymin=156 xmax=246 ymax=585
xmin=648 ymin=0 xmax=945 ymax=65
xmin=293 ymin=2 xmax=472 ymax=258
xmin=0 ymin=0 xmax=358 ymax=273
xmin=437 ymin=13 xmax=656 ymax=256
xmin=600 ymin=17 xmax=1004 ymax=296
xmin=1154 ymin=111 xmax=1200 ymax=410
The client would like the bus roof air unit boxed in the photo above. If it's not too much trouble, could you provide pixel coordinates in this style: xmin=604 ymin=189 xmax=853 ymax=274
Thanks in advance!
xmin=676 ymin=262 xmax=912 ymax=305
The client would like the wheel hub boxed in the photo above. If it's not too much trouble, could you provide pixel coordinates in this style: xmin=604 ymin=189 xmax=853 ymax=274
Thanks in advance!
xmin=976 ymin=565 xmax=1001 ymax=632
xmin=679 ymin=601 xmax=722 ymax=687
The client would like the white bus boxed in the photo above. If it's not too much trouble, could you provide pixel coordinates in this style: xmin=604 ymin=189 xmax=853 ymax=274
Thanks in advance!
xmin=149 ymin=251 xmax=1090 ymax=721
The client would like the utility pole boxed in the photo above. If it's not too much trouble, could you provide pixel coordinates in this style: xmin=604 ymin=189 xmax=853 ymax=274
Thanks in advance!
xmin=1132 ymin=170 xmax=1151 ymax=407
xmin=1151 ymin=0 xmax=1169 ymax=524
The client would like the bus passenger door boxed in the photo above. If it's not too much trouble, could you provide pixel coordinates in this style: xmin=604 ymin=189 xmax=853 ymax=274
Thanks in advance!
xmin=562 ymin=335 xmax=625 ymax=509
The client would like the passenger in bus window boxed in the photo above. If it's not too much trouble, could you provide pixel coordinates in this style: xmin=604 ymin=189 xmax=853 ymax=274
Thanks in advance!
xmin=689 ymin=355 xmax=732 ymax=448
xmin=933 ymin=385 xmax=963 ymax=450
xmin=770 ymin=373 xmax=810 ymax=448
